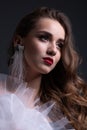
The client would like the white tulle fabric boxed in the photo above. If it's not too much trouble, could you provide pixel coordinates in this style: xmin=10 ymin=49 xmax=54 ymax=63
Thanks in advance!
xmin=0 ymin=73 xmax=75 ymax=130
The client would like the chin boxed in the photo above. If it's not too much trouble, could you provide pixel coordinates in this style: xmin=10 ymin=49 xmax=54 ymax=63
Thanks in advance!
xmin=38 ymin=65 xmax=55 ymax=74
xmin=41 ymin=68 xmax=53 ymax=74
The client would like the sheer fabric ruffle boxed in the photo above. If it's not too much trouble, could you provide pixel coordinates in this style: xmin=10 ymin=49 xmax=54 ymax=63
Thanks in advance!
xmin=0 ymin=73 xmax=75 ymax=130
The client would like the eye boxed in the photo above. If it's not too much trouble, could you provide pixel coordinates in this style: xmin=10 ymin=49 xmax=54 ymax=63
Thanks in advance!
xmin=56 ymin=42 xmax=64 ymax=50
xmin=38 ymin=34 xmax=49 ymax=42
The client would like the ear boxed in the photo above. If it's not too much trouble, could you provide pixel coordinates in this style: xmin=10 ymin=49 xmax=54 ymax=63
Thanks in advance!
xmin=13 ymin=35 xmax=23 ymax=47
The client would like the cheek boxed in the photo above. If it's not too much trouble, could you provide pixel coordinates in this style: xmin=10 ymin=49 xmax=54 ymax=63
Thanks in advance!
xmin=24 ymin=42 xmax=35 ymax=56
xmin=24 ymin=43 xmax=42 ymax=61
xmin=55 ymin=52 xmax=61 ymax=63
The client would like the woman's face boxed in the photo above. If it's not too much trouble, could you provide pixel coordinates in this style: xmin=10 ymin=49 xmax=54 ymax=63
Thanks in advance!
xmin=22 ymin=18 xmax=65 ymax=75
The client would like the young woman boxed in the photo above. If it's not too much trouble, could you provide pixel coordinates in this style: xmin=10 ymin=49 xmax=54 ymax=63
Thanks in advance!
xmin=0 ymin=7 xmax=87 ymax=130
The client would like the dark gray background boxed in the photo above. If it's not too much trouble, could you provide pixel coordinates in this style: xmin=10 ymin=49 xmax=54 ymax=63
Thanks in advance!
xmin=0 ymin=0 xmax=87 ymax=80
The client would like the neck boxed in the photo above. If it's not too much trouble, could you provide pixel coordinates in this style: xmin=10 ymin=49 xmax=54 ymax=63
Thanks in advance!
xmin=25 ymin=71 xmax=42 ymax=108
xmin=24 ymin=59 xmax=42 ymax=106
xmin=25 ymin=72 xmax=42 ymax=94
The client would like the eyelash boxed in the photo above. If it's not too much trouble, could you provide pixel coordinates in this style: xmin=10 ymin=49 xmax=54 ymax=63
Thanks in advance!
xmin=38 ymin=35 xmax=49 ymax=42
xmin=56 ymin=42 xmax=63 ymax=49
xmin=37 ymin=34 xmax=64 ymax=50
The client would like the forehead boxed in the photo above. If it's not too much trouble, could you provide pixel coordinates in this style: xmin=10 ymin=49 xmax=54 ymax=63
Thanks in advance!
xmin=34 ymin=18 xmax=65 ymax=39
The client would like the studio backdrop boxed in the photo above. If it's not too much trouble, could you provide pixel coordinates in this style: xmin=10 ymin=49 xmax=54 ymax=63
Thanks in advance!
xmin=0 ymin=0 xmax=87 ymax=80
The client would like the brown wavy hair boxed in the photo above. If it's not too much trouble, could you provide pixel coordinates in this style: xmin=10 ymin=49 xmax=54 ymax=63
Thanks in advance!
xmin=8 ymin=7 xmax=87 ymax=130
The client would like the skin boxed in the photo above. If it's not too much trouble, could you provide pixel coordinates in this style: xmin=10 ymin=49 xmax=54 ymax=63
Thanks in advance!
xmin=15 ymin=18 xmax=65 ymax=103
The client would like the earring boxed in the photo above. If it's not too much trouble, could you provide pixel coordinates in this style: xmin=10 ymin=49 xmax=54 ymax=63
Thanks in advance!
xmin=10 ymin=44 xmax=24 ymax=80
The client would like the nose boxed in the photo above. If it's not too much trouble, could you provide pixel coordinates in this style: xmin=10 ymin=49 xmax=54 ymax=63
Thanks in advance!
xmin=46 ymin=42 xmax=57 ymax=56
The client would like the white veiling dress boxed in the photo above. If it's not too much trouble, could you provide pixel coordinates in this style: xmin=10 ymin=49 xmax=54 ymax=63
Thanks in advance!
xmin=0 ymin=73 xmax=75 ymax=130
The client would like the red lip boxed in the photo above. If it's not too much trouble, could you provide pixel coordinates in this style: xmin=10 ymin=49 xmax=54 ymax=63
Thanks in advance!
xmin=43 ymin=57 xmax=53 ymax=65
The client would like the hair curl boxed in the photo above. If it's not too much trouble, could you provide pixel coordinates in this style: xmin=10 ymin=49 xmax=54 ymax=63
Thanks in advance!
xmin=8 ymin=7 xmax=87 ymax=130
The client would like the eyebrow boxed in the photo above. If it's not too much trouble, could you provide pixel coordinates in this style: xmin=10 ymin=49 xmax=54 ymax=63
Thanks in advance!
xmin=36 ymin=31 xmax=52 ymax=37
xmin=36 ymin=31 xmax=65 ymax=44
